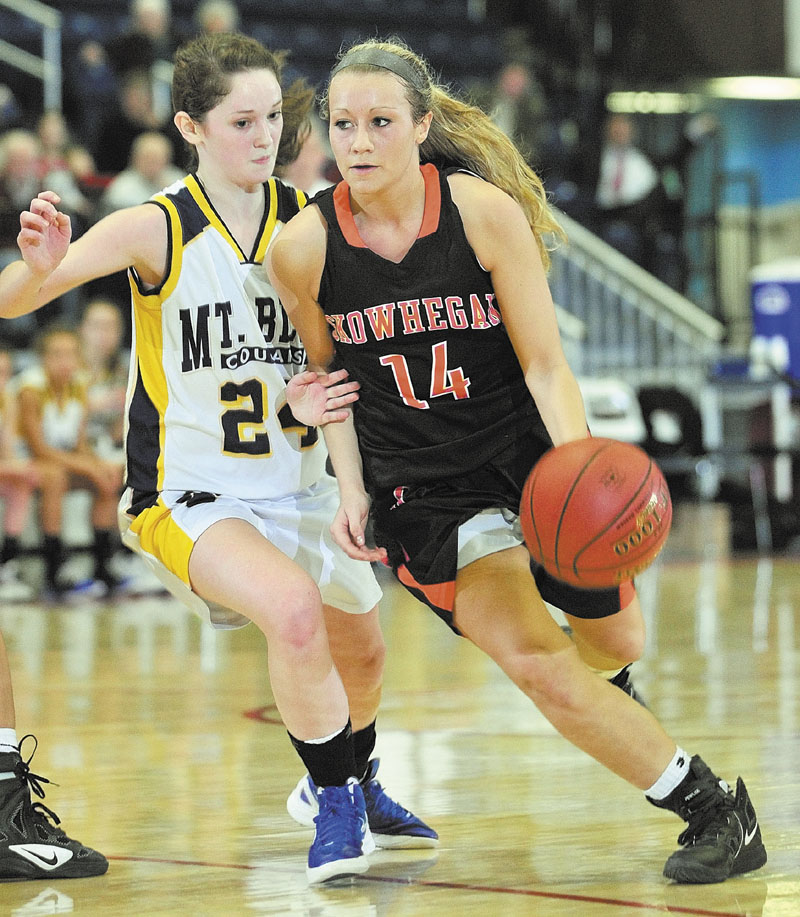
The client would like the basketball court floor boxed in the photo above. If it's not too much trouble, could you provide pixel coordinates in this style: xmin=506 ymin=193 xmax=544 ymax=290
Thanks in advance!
xmin=0 ymin=501 xmax=796 ymax=916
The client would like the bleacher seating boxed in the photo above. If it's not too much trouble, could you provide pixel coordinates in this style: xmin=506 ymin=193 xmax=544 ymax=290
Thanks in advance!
xmin=0 ymin=0 xmax=503 ymax=104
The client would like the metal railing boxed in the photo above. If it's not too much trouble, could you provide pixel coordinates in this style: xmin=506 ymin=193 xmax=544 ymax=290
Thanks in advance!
xmin=549 ymin=211 xmax=726 ymax=390
xmin=0 ymin=0 xmax=62 ymax=111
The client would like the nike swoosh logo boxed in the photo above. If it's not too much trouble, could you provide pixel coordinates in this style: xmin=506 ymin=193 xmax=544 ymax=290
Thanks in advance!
xmin=744 ymin=820 xmax=759 ymax=845
xmin=27 ymin=850 xmax=59 ymax=866
xmin=9 ymin=844 xmax=74 ymax=870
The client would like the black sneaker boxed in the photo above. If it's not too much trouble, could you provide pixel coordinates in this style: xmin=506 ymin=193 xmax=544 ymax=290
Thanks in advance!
xmin=0 ymin=736 xmax=108 ymax=880
xmin=648 ymin=755 xmax=767 ymax=884
xmin=609 ymin=665 xmax=647 ymax=707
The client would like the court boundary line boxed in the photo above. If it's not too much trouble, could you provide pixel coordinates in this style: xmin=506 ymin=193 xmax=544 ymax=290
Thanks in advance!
xmin=107 ymin=856 xmax=751 ymax=916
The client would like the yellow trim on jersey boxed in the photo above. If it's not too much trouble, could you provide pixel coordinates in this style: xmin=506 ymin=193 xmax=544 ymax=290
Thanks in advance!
xmin=183 ymin=174 xmax=246 ymax=261
xmin=129 ymin=196 xmax=182 ymax=491
xmin=129 ymin=496 xmax=194 ymax=586
xmin=151 ymin=194 xmax=185 ymax=302
xmin=253 ymin=177 xmax=291 ymax=263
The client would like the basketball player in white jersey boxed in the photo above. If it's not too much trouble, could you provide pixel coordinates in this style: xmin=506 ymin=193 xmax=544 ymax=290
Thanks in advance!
xmin=0 ymin=32 xmax=435 ymax=884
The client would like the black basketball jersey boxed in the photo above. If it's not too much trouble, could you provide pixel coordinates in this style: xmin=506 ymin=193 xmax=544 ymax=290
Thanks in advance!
xmin=315 ymin=163 xmax=548 ymax=491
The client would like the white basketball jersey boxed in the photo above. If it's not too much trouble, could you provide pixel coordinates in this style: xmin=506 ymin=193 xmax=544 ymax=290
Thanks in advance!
xmin=15 ymin=365 xmax=86 ymax=452
xmin=125 ymin=174 xmax=327 ymax=500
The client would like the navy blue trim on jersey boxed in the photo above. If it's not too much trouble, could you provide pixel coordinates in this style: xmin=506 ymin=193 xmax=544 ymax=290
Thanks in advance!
xmin=125 ymin=366 xmax=161 ymax=494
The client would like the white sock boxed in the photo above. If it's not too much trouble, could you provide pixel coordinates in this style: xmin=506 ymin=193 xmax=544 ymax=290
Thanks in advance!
xmin=0 ymin=729 xmax=19 ymax=782
xmin=645 ymin=746 xmax=692 ymax=800
xmin=304 ymin=725 xmax=347 ymax=745
xmin=0 ymin=728 xmax=18 ymax=754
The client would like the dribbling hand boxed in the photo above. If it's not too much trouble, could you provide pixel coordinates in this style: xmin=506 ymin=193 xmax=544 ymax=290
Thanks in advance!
xmin=17 ymin=191 xmax=72 ymax=276
xmin=286 ymin=368 xmax=360 ymax=426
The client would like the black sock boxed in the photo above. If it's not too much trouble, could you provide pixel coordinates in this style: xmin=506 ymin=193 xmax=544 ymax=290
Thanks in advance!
xmin=0 ymin=536 xmax=20 ymax=565
xmin=353 ymin=720 xmax=377 ymax=781
xmin=42 ymin=534 xmax=63 ymax=587
xmin=288 ymin=720 xmax=356 ymax=787
xmin=92 ymin=528 xmax=114 ymax=583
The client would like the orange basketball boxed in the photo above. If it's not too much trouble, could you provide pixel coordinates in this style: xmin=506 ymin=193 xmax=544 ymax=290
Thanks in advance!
xmin=519 ymin=437 xmax=672 ymax=589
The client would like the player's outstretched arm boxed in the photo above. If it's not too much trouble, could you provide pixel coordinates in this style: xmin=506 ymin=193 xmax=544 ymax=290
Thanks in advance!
xmin=1 ymin=196 xmax=168 ymax=320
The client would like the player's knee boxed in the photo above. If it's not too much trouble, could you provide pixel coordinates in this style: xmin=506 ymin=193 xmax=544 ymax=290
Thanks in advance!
xmin=600 ymin=617 xmax=646 ymax=664
xmin=270 ymin=590 xmax=326 ymax=653
xmin=353 ymin=637 xmax=386 ymax=687
xmin=506 ymin=651 xmax=580 ymax=711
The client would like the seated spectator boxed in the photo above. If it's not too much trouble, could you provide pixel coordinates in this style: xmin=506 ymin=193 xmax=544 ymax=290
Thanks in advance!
xmin=78 ymin=299 xmax=129 ymax=459
xmin=59 ymin=144 xmax=107 ymax=224
xmin=0 ymin=347 xmax=37 ymax=601
xmin=0 ymin=131 xmax=45 ymax=345
xmin=93 ymin=70 xmax=183 ymax=176
xmin=36 ymin=112 xmax=98 ymax=236
xmin=106 ymin=0 xmax=182 ymax=80
xmin=97 ymin=132 xmax=182 ymax=220
xmin=193 ymin=0 xmax=240 ymax=36
xmin=105 ymin=0 xmax=185 ymax=125
xmin=15 ymin=326 xmax=124 ymax=600
xmin=0 ymin=131 xmax=87 ymax=336
xmin=470 ymin=57 xmax=551 ymax=169
xmin=77 ymin=301 xmax=164 ymax=596
xmin=63 ymin=40 xmax=118 ymax=157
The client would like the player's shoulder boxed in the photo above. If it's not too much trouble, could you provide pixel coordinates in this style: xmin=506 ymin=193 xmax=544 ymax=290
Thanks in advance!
xmin=446 ymin=169 xmax=511 ymax=204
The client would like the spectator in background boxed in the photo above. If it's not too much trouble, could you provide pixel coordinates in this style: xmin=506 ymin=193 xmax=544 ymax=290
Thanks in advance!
xmin=470 ymin=57 xmax=551 ymax=169
xmin=59 ymin=144 xmax=107 ymax=224
xmin=0 ymin=131 xmax=46 ymax=345
xmin=193 ymin=0 xmax=240 ymax=36
xmin=0 ymin=130 xmax=41 ymax=236
xmin=93 ymin=70 xmax=183 ymax=176
xmin=97 ymin=131 xmax=182 ymax=219
xmin=0 ymin=347 xmax=37 ymax=602
xmin=36 ymin=112 xmax=98 ymax=236
xmin=106 ymin=0 xmax=182 ymax=79
xmin=590 ymin=110 xmax=718 ymax=290
xmin=0 ymin=131 xmax=87 ymax=334
xmin=105 ymin=0 xmax=184 ymax=126
xmin=35 ymin=111 xmax=71 ymax=178
xmin=593 ymin=112 xmax=661 ymax=269
xmin=77 ymin=300 xmax=164 ymax=595
xmin=63 ymin=40 xmax=118 ymax=156
xmin=78 ymin=299 xmax=129 ymax=459
xmin=15 ymin=326 xmax=124 ymax=601
xmin=0 ymin=85 xmax=20 ymax=132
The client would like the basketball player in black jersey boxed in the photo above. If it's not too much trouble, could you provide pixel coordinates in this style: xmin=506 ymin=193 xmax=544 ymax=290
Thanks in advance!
xmin=269 ymin=38 xmax=767 ymax=885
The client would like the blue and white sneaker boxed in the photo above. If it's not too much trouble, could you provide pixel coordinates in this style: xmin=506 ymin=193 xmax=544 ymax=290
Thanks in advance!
xmin=289 ymin=759 xmax=438 ymax=850
xmin=307 ymin=779 xmax=370 ymax=885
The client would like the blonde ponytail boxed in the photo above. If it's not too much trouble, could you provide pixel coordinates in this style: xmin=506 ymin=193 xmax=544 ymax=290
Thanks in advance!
xmin=423 ymin=87 xmax=564 ymax=268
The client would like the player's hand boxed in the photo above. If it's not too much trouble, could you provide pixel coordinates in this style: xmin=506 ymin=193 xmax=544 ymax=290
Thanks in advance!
xmin=17 ymin=191 xmax=72 ymax=277
xmin=286 ymin=369 xmax=360 ymax=426
xmin=330 ymin=494 xmax=387 ymax=563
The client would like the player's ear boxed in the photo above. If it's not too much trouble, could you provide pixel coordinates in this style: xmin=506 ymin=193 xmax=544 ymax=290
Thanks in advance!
xmin=415 ymin=110 xmax=432 ymax=145
xmin=174 ymin=111 xmax=201 ymax=146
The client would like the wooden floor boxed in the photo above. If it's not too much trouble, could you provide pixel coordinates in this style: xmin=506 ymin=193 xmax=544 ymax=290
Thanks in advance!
xmin=0 ymin=502 xmax=797 ymax=916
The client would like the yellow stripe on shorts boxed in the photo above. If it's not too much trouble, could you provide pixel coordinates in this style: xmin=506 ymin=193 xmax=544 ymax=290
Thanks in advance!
xmin=129 ymin=497 xmax=194 ymax=586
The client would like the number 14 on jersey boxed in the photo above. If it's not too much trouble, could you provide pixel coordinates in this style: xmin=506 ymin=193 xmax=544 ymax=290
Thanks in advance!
xmin=380 ymin=341 xmax=471 ymax=409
